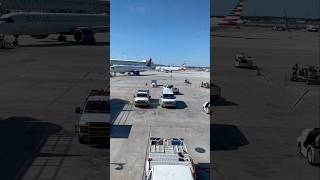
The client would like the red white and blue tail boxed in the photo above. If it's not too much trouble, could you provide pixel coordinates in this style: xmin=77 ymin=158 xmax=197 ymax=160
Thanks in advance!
xmin=218 ymin=0 xmax=244 ymax=26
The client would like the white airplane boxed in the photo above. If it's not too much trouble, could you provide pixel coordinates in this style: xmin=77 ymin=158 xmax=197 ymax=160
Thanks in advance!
xmin=111 ymin=58 xmax=147 ymax=66
xmin=110 ymin=58 xmax=153 ymax=76
xmin=0 ymin=0 xmax=107 ymax=14
xmin=156 ymin=63 xmax=187 ymax=73
xmin=0 ymin=12 xmax=107 ymax=45
xmin=211 ymin=0 xmax=245 ymax=28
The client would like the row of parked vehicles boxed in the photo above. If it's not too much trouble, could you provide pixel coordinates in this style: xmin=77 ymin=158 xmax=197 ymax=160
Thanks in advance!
xmin=133 ymin=81 xmax=180 ymax=108
xmin=133 ymin=80 xmax=214 ymax=116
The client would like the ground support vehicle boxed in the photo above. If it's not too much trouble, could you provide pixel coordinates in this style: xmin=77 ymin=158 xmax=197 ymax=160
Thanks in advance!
xmin=145 ymin=137 xmax=196 ymax=180
xmin=75 ymin=89 xmax=109 ymax=144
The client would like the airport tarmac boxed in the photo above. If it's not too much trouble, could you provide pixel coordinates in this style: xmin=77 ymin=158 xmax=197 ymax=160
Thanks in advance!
xmin=0 ymin=33 xmax=108 ymax=180
xmin=212 ymin=27 xmax=319 ymax=179
xmin=110 ymin=71 xmax=210 ymax=179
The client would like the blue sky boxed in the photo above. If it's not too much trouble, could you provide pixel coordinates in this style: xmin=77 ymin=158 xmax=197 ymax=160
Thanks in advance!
xmin=110 ymin=0 xmax=210 ymax=67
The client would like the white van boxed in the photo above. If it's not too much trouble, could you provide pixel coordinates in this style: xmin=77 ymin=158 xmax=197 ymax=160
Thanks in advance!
xmin=161 ymin=88 xmax=176 ymax=108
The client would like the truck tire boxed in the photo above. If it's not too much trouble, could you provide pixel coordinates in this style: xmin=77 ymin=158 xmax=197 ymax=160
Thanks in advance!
xmin=307 ymin=148 xmax=313 ymax=164
xmin=78 ymin=137 xmax=86 ymax=144
xmin=298 ymin=144 xmax=302 ymax=155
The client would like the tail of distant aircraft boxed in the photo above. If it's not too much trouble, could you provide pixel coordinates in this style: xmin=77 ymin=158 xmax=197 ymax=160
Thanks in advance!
xmin=218 ymin=0 xmax=245 ymax=26
xmin=145 ymin=58 xmax=152 ymax=67
xmin=180 ymin=63 xmax=187 ymax=71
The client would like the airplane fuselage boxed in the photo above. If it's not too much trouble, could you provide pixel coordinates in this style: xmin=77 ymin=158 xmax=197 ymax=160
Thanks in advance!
xmin=0 ymin=12 xmax=107 ymax=35
xmin=110 ymin=65 xmax=150 ymax=74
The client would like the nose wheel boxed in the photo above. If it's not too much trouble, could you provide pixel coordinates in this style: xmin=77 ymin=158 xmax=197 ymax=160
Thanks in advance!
xmin=13 ymin=35 xmax=19 ymax=46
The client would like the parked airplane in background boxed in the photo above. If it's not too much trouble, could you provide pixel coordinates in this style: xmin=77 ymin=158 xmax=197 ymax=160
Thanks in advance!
xmin=211 ymin=0 xmax=244 ymax=28
xmin=0 ymin=12 xmax=107 ymax=45
xmin=110 ymin=58 xmax=153 ymax=76
xmin=156 ymin=63 xmax=187 ymax=73
xmin=306 ymin=25 xmax=319 ymax=32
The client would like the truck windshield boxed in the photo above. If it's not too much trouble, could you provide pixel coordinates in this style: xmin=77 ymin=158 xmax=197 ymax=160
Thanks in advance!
xmin=137 ymin=93 xmax=148 ymax=97
xmin=163 ymin=94 xmax=175 ymax=99
xmin=85 ymin=101 xmax=110 ymax=113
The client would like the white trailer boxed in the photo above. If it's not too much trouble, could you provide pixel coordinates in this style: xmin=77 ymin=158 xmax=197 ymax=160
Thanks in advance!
xmin=145 ymin=137 xmax=196 ymax=180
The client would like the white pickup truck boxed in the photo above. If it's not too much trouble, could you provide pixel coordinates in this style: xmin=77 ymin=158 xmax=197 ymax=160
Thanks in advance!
xmin=75 ymin=89 xmax=109 ymax=144
xmin=134 ymin=90 xmax=151 ymax=107
xmin=145 ymin=138 xmax=196 ymax=180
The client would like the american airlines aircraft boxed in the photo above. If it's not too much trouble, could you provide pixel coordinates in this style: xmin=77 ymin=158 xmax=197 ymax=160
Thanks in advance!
xmin=110 ymin=58 xmax=153 ymax=76
xmin=0 ymin=12 xmax=108 ymax=45
xmin=156 ymin=63 xmax=187 ymax=73
xmin=211 ymin=0 xmax=245 ymax=28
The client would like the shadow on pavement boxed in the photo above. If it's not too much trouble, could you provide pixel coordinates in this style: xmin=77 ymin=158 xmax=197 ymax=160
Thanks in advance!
xmin=211 ymin=124 xmax=249 ymax=151
xmin=195 ymin=163 xmax=210 ymax=180
xmin=0 ymin=116 xmax=62 ymax=180
xmin=110 ymin=98 xmax=129 ymax=124
xmin=175 ymin=101 xmax=188 ymax=109
xmin=149 ymin=99 xmax=160 ymax=109
xmin=213 ymin=98 xmax=238 ymax=106
xmin=110 ymin=125 xmax=132 ymax=138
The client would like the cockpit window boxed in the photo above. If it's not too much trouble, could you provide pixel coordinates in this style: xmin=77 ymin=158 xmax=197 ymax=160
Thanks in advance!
xmin=0 ymin=18 xmax=14 ymax=23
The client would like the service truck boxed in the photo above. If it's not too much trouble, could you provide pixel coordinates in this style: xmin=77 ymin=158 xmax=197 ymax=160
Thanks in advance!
xmin=161 ymin=88 xmax=176 ymax=108
xmin=75 ymin=89 xmax=109 ymax=144
xmin=234 ymin=52 xmax=254 ymax=69
xmin=134 ymin=90 xmax=151 ymax=107
xmin=145 ymin=137 xmax=196 ymax=180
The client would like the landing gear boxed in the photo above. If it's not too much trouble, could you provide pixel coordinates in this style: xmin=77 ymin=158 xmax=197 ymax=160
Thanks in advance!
xmin=58 ymin=34 xmax=67 ymax=41
xmin=133 ymin=71 xmax=140 ymax=76
xmin=13 ymin=35 xmax=19 ymax=46
xmin=0 ymin=34 xmax=5 ymax=49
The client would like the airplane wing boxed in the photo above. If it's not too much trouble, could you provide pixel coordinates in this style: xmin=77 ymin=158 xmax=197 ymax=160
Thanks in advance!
xmin=74 ymin=26 xmax=108 ymax=33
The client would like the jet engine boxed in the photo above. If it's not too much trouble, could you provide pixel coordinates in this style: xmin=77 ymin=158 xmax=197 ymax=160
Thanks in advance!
xmin=73 ymin=29 xmax=95 ymax=43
